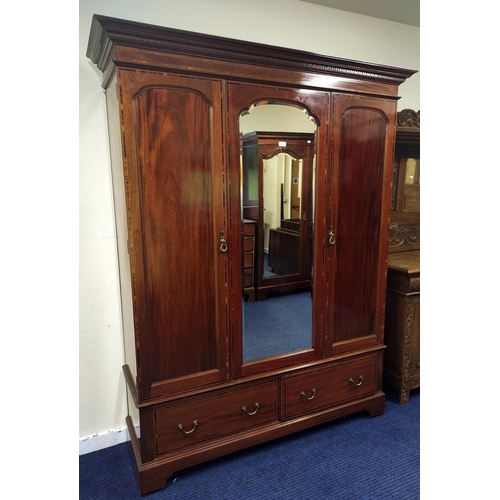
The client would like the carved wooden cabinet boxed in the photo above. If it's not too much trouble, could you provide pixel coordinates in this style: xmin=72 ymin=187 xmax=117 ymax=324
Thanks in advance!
xmin=384 ymin=110 xmax=420 ymax=404
xmin=389 ymin=109 xmax=420 ymax=253
xmin=87 ymin=14 xmax=416 ymax=494
xmin=383 ymin=251 xmax=420 ymax=404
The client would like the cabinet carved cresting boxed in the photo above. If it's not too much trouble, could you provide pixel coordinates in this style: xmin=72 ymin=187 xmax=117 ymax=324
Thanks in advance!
xmin=87 ymin=15 xmax=416 ymax=495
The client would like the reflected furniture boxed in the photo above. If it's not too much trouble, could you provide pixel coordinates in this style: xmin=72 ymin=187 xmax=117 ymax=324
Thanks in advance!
xmin=241 ymin=131 xmax=315 ymax=301
xmin=87 ymin=15 xmax=416 ymax=495
xmin=243 ymin=220 xmax=256 ymax=302
xmin=383 ymin=109 xmax=420 ymax=404
xmin=268 ymin=225 xmax=300 ymax=274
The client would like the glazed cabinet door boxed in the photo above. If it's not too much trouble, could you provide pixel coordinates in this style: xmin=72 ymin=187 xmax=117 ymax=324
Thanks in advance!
xmin=117 ymin=69 xmax=229 ymax=401
xmin=325 ymin=95 xmax=396 ymax=356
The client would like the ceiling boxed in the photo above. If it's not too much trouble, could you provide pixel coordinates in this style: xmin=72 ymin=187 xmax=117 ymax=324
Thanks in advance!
xmin=300 ymin=0 xmax=420 ymax=27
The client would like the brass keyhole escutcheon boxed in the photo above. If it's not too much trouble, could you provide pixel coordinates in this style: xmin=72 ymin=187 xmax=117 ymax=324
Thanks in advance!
xmin=328 ymin=225 xmax=336 ymax=246
xmin=219 ymin=230 xmax=228 ymax=253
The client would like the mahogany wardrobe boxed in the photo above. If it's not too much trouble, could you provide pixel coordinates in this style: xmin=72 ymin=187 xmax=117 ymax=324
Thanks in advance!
xmin=86 ymin=14 xmax=416 ymax=494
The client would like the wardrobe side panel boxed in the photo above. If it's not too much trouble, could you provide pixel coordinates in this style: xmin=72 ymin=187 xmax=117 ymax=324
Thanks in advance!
xmin=105 ymin=72 xmax=138 ymax=387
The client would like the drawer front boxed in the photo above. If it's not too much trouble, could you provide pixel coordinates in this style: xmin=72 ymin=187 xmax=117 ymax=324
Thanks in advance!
xmin=243 ymin=223 xmax=255 ymax=236
xmin=282 ymin=355 xmax=377 ymax=419
xmin=156 ymin=380 xmax=277 ymax=454
xmin=243 ymin=269 xmax=253 ymax=286
xmin=243 ymin=251 xmax=254 ymax=269
xmin=387 ymin=271 xmax=420 ymax=295
xmin=243 ymin=236 xmax=254 ymax=253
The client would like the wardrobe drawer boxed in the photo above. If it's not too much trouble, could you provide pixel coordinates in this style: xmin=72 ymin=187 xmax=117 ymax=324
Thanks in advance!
xmin=156 ymin=380 xmax=277 ymax=454
xmin=282 ymin=355 xmax=377 ymax=420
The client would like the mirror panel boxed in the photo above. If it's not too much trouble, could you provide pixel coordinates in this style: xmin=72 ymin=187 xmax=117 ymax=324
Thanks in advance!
xmin=242 ymin=289 xmax=313 ymax=362
xmin=240 ymin=103 xmax=317 ymax=363
xmin=403 ymin=158 xmax=420 ymax=212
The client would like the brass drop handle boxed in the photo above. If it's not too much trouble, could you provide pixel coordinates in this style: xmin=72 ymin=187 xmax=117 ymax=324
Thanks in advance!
xmin=177 ymin=420 xmax=198 ymax=435
xmin=328 ymin=225 xmax=336 ymax=246
xmin=242 ymin=402 xmax=260 ymax=416
xmin=349 ymin=376 xmax=364 ymax=387
xmin=219 ymin=230 xmax=228 ymax=253
xmin=300 ymin=388 xmax=316 ymax=401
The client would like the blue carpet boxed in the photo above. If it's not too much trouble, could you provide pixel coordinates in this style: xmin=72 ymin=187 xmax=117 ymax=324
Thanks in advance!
xmin=80 ymin=386 xmax=419 ymax=499
xmin=243 ymin=291 xmax=312 ymax=362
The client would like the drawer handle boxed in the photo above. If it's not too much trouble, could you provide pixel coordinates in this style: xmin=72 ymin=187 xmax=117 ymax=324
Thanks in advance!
xmin=349 ymin=376 xmax=364 ymax=387
xmin=242 ymin=403 xmax=260 ymax=416
xmin=177 ymin=420 xmax=198 ymax=435
xmin=300 ymin=388 xmax=316 ymax=401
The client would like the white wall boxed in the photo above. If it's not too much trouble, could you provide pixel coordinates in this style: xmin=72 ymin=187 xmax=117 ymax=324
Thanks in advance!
xmin=79 ymin=0 xmax=419 ymax=450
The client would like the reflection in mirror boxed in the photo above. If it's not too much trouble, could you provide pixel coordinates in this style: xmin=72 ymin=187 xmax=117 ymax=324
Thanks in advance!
xmin=263 ymin=152 xmax=302 ymax=276
xmin=403 ymin=158 xmax=420 ymax=212
xmin=240 ymin=103 xmax=317 ymax=363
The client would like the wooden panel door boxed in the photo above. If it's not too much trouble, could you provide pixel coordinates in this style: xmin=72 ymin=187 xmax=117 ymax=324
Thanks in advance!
xmin=118 ymin=69 xmax=229 ymax=401
xmin=325 ymin=95 xmax=396 ymax=356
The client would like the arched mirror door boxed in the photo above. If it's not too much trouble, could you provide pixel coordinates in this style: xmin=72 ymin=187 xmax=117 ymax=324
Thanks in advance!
xmin=227 ymin=84 xmax=330 ymax=378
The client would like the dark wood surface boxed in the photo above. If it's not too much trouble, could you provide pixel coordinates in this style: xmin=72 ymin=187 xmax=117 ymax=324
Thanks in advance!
xmin=87 ymin=14 xmax=416 ymax=495
xmin=384 ymin=250 xmax=420 ymax=404
xmin=117 ymin=70 xmax=229 ymax=401
xmin=86 ymin=14 xmax=416 ymax=90
xmin=326 ymin=95 xmax=396 ymax=355
xmin=156 ymin=380 xmax=278 ymax=454
xmin=388 ymin=250 xmax=420 ymax=274
xmin=282 ymin=353 xmax=378 ymax=419
xmin=268 ymin=227 xmax=300 ymax=274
